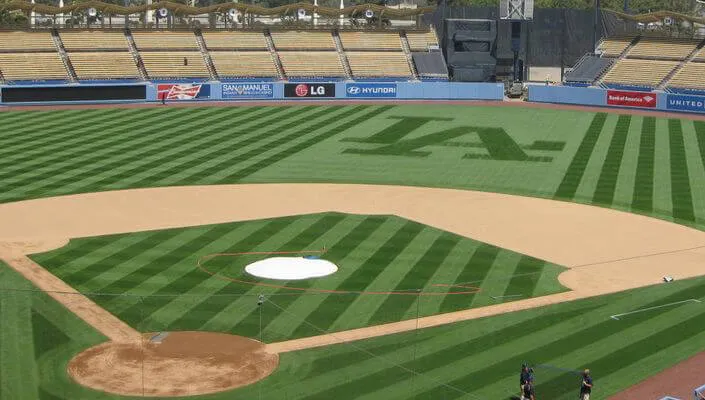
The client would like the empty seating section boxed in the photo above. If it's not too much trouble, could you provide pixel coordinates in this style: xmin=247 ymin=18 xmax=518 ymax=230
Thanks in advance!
xmin=406 ymin=31 xmax=438 ymax=51
xmin=60 ymin=31 xmax=128 ymax=50
xmin=279 ymin=51 xmax=343 ymax=77
xmin=201 ymin=31 xmax=267 ymax=50
xmin=0 ymin=31 xmax=55 ymax=51
xmin=271 ymin=31 xmax=335 ymax=50
xmin=669 ymin=62 xmax=705 ymax=90
xmin=692 ymin=47 xmax=705 ymax=61
xmin=598 ymin=37 xmax=633 ymax=57
xmin=69 ymin=52 xmax=138 ymax=79
xmin=339 ymin=32 xmax=401 ymax=50
xmin=140 ymin=51 xmax=209 ymax=78
xmin=210 ymin=51 xmax=277 ymax=77
xmin=132 ymin=31 xmax=198 ymax=50
xmin=0 ymin=53 xmax=67 ymax=80
xmin=602 ymin=59 xmax=678 ymax=87
xmin=347 ymin=51 xmax=411 ymax=77
xmin=628 ymin=38 xmax=698 ymax=60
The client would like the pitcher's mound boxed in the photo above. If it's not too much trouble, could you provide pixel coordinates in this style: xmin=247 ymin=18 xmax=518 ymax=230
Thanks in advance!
xmin=67 ymin=331 xmax=279 ymax=397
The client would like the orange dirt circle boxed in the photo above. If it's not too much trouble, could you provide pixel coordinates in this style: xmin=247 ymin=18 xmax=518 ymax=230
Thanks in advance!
xmin=67 ymin=331 xmax=279 ymax=397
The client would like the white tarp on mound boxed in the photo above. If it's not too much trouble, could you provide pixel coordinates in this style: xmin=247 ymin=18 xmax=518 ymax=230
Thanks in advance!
xmin=245 ymin=257 xmax=337 ymax=280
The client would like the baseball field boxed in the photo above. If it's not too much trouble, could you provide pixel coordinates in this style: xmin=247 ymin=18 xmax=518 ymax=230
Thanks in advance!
xmin=1 ymin=103 xmax=705 ymax=399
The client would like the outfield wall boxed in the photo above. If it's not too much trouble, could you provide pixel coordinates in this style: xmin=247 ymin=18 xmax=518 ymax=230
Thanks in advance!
xmin=528 ymin=85 xmax=705 ymax=115
xmin=0 ymin=81 xmax=504 ymax=105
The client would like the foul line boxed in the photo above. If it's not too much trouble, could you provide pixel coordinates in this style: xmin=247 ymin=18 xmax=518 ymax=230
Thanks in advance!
xmin=197 ymin=250 xmax=482 ymax=297
xmin=610 ymin=299 xmax=702 ymax=320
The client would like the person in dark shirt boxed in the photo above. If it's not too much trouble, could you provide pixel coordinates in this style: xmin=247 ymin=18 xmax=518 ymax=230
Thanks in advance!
xmin=580 ymin=369 xmax=593 ymax=400
xmin=520 ymin=364 xmax=531 ymax=397
xmin=522 ymin=380 xmax=536 ymax=400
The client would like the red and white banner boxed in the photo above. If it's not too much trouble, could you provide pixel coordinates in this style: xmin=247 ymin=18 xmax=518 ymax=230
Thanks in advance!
xmin=157 ymin=84 xmax=206 ymax=100
xmin=606 ymin=90 xmax=657 ymax=108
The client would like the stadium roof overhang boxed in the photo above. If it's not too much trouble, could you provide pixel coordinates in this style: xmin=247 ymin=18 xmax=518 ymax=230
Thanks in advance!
xmin=0 ymin=0 xmax=435 ymax=18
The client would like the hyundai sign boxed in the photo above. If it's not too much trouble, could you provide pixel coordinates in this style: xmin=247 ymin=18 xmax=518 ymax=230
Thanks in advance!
xmin=346 ymin=83 xmax=397 ymax=98
xmin=222 ymin=83 xmax=274 ymax=99
xmin=666 ymin=94 xmax=705 ymax=113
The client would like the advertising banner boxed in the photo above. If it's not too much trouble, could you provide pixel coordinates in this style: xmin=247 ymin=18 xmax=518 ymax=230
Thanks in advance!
xmin=284 ymin=83 xmax=335 ymax=98
xmin=346 ymin=83 xmax=397 ymax=98
xmin=666 ymin=93 xmax=705 ymax=113
xmin=606 ymin=90 xmax=656 ymax=108
xmin=222 ymin=83 xmax=274 ymax=99
xmin=1 ymin=85 xmax=146 ymax=103
xmin=157 ymin=83 xmax=210 ymax=100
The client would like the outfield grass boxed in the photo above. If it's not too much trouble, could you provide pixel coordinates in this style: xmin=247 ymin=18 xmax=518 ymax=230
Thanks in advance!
xmin=30 ymin=213 xmax=565 ymax=342
xmin=4 ymin=105 xmax=705 ymax=228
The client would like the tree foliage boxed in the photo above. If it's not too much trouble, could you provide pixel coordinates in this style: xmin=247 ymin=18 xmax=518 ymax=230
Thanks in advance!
xmin=442 ymin=0 xmax=696 ymax=14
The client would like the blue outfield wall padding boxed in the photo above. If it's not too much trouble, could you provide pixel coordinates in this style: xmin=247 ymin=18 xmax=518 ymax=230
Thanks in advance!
xmin=528 ymin=85 xmax=607 ymax=106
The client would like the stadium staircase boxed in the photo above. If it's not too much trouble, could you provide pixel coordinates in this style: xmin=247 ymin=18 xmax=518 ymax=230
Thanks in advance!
xmin=194 ymin=28 xmax=218 ymax=81
xmin=0 ymin=68 xmax=5 ymax=84
xmin=124 ymin=28 xmax=149 ymax=81
xmin=51 ymin=29 xmax=77 ymax=82
xmin=658 ymin=37 xmax=705 ymax=90
xmin=594 ymin=35 xmax=641 ymax=87
xmin=399 ymin=31 xmax=420 ymax=81
xmin=332 ymin=30 xmax=353 ymax=80
xmin=264 ymin=29 xmax=286 ymax=80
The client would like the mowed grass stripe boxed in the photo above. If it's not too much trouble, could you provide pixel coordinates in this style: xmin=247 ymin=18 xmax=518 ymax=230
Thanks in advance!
xmin=0 ymin=109 xmax=107 ymax=148
xmin=221 ymin=105 xmax=395 ymax=182
xmin=0 ymin=108 xmax=144 ymax=166
xmin=148 ymin=217 xmax=301 ymax=331
xmin=695 ymin=121 xmax=705 ymax=171
xmin=9 ymin=106 xmax=233 ymax=200
xmin=0 ymin=282 xmax=39 ymax=399
xmin=64 ymin=230 xmax=183 ymax=288
xmin=592 ymin=115 xmax=631 ymax=205
xmin=367 ymin=234 xmax=459 ymax=325
xmin=413 ymin=279 xmax=705 ymax=399
xmin=0 ymin=110 xmax=59 ymax=136
xmin=668 ymin=119 xmax=695 ymax=222
xmin=632 ymin=116 xmax=656 ymax=213
xmin=302 ymin=304 xmax=602 ymax=400
xmin=554 ymin=113 xmax=608 ymax=200
xmin=126 ymin=106 xmax=313 ymax=186
xmin=0 ymin=108 xmax=168 ymax=181
xmin=290 ymin=220 xmax=426 ymax=336
xmin=0 ymin=107 xmax=220 ymax=200
xmin=32 ymin=236 xmax=118 ymax=275
xmin=227 ymin=214 xmax=348 ymax=337
xmin=438 ymin=244 xmax=500 ymax=313
xmin=66 ymin=105 xmax=286 ymax=190
xmin=288 ymin=216 xmax=389 ymax=337
xmin=502 ymin=255 xmax=547 ymax=297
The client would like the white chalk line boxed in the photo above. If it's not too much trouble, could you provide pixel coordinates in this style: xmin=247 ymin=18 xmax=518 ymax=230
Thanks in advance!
xmin=610 ymin=299 xmax=702 ymax=320
xmin=490 ymin=294 xmax=524 ymax=300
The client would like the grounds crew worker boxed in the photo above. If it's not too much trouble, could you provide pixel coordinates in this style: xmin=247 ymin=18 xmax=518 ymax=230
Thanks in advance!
xmin=522 ymin=380 xmax=536 ymax=400
xmin=520 ymin=364 xmax=531 ymax=396
xmin=580 ymin=369 xmax=593 ymax=400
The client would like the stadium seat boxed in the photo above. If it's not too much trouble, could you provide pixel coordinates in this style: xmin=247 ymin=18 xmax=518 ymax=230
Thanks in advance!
xmin=0 ymin=31 xmax=56 ymax=51
xmin=602 ymin=58 xmax=678 ymax=87
xmin=0 ymin=52 xmax=68 ymax=81
xmin=627 ymin=37 xmax=699 ymax=60
xmin=279 ymin=51 xmax=344 ymax=77
xmin=131 ymin=31 xmax=199 ymax=50
xmin=59 ymin=31 xmax=129 ymax=50
xmin=346 ymin=51 xmax=412 ymax=78
xmin=140 ymin=51 xmax=209 ymax=78
xmin=406 ymin=31 xmax=439 ymax=51
xmin=69 ymin=52 xmax=139 ymax=79
xmin=210 ymin=51 xmax=278 ymax=78
xmin=668 ymin=62 xmax=705 ymax=90
xmin=270 ymin=30 xmax=335 ymax=50
xmin=201 ymin=31 xmax=268 ymax=50
xmin=339 ymin=32 xmax=402 ymax=50
xmin=597 ymin=36 xmax=634 ymax=57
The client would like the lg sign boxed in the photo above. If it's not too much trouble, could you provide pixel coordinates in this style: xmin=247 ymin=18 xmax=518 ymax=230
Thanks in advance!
xmin=285 ymin=83 xmax=335 ymax=98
